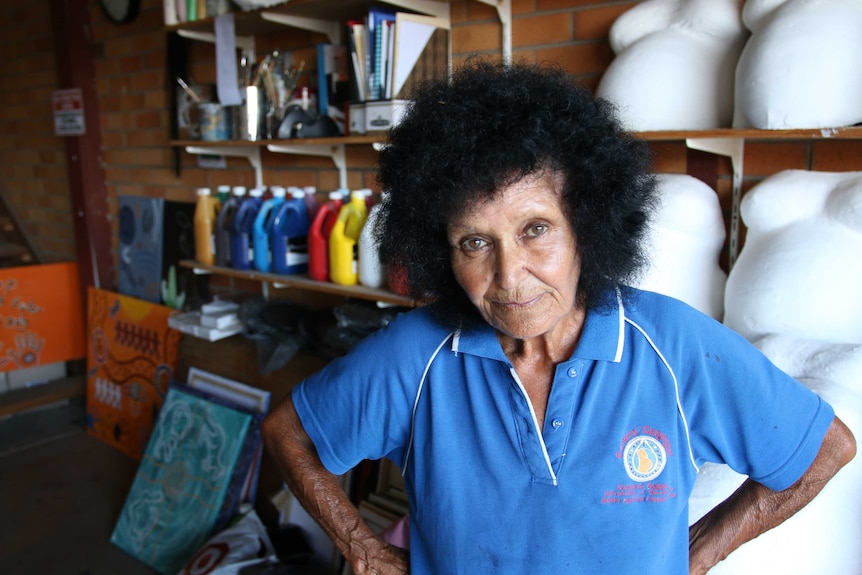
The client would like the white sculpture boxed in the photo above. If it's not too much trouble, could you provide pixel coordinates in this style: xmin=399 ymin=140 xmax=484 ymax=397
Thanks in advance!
xmin=596 ymin=0 xmax=747 ymax=131
xmin=690 ymin=169 xmax=862 ymax=573
xmin=734 ymin=0 xmax=862 ymax=129
xmin=724 ymin=170 xmax=862 ymax=344
xmin=689 ymin=337 xmax=862 ymax=574
xmin=636 ymin=174 xmax=727 ymax=319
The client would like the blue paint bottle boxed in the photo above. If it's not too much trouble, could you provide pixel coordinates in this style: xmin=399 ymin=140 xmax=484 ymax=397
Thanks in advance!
xmin=252 ymin=186 xmax=287 ymax=272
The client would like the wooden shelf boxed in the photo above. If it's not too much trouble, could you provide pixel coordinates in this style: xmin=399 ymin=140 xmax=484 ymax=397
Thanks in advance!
xmin=180 ymin=260 xmax=416 ymax=307
xmin=636 ymin=126 xmax=862 ymax=141
xmin=171 ymin=126 xmax=862 ymax=151
xmin=167 ymin=1 xmax=381 ymax=35
xmin=170 ymin=135 xmax=386 ymax=148
xmin=166 ymin=0 xmax=451 ymax=37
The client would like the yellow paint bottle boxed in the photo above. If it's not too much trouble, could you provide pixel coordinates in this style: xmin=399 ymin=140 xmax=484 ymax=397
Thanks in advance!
xmin=328 ymin=190 xmax=368 ymax=285
xmin=193 ymin=187 xmax=220 ymax=265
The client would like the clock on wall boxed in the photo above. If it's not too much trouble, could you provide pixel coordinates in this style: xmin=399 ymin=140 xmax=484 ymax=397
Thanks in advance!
xmin=98 ymin=0 xmax=140 ymax=24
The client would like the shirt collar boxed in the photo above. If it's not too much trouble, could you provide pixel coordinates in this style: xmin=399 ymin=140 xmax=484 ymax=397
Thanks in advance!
xmin=450 ymin=288 xmax=625 ymax=363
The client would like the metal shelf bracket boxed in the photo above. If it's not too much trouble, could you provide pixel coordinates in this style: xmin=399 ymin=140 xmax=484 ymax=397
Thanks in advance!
xmin=176 ymin=29 xmax=255 ymax=52
xmin=267 ymin=143 xmax=347 ymax=190
xmin=260 ymin=12 xmax=341 ymax=43
xmin=474 ymin=0 xmax=512 ymax=61
xmin=686 ymin=137 xmax=745 ymax=269
xmin=381 ymin=0 xmax=450 ymax=21
xmin=186 ymin=145 xmax=264 ymax=189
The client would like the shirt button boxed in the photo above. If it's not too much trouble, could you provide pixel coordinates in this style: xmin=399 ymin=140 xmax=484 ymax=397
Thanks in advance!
xmin=552 ymin=418 xmax=563 ymax=429
xmin=567 ymin=367 xmax=578 ymax=378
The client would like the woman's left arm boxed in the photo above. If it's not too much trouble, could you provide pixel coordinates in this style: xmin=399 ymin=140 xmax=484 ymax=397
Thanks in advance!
xmin=688 ymin=416 xmax=856 ymax=575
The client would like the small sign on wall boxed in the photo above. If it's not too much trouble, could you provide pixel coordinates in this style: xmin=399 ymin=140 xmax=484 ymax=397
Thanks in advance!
xmin=52 ymin=88 xmax=86 ymax=136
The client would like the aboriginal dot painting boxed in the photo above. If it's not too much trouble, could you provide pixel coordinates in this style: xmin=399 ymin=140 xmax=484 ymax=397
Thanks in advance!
xmin=85 ymin=287 xmax=180 ymax=459
xmin=110 ymin=387 xmax=250 ymax=574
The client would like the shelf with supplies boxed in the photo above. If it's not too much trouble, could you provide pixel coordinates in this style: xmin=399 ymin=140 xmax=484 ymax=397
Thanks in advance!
xmin=166 ymin=0 xmax=456 ymax=185
xmin=170 ymin=135 xmax=384 ymax=147
xmin=165 ymin=0 xmax=512 ymax=60
xmin=635 ymin=126 xmax=862 ymax=141
xmin=165 ymin=0 xmax=450 ymax=36
xmin=180 ymin=260 xmax=416 ymax=307
xmin=172 ymin=135 xmax=386 ymax=190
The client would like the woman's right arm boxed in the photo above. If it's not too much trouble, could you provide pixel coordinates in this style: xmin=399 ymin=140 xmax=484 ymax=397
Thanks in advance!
xmin=262 ymin=392 xmax=409 ymax=575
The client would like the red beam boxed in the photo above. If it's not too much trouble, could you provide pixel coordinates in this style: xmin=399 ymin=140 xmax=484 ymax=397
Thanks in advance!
xmin=50 ymin=0 xmax=114 ymax=297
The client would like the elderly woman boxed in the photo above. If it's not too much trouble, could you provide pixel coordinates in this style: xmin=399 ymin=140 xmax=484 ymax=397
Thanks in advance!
xmin=262 ymin=61 xmax=855 ymax=574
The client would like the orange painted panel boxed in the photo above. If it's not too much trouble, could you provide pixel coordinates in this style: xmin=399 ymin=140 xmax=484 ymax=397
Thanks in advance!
xmin=85 ymin=287 xmax=181 ymax=460
xmin=0 ymin=262 xmax=85 ymax=372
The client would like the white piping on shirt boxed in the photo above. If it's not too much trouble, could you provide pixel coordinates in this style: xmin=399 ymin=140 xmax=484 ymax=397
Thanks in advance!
xmin=401 ymin=332 xmax=456 ymax=477
xmin=400 ymin=329 xmax=559 ymax=485
xmin=624 ymin=317 xmax=699 ymax=473
xmin=509 ymin=367 xmax=559 ymax=486
xmin=614 ymin=287 xmax=625 ymax=363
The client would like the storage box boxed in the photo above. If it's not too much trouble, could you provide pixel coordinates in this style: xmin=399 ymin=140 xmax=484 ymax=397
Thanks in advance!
xmin=365 ymin=100 xmax=408 ymax=132
xmin=348 ymin=102 xmax=366 ymax=135
xmin=169 ymin=311 xmax=243 ymax=342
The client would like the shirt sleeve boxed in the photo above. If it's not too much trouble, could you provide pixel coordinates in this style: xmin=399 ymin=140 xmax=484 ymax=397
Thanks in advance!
xmin=667 ymin=301 xmax=835 ymax=492
xmin=292 ymin=307 xmax=451 ymax=475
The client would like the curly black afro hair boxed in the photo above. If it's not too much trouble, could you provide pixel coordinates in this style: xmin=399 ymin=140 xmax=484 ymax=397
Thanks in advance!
xmin=375 ymin=60 xmax=657 ymax=327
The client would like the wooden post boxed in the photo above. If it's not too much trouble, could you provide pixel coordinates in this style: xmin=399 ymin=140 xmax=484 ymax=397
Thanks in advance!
xmin=49 ymin=0 xmax=114 ymax=298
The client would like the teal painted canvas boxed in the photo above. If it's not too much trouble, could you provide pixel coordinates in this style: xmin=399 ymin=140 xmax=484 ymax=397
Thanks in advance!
xmin=111 ymin=387 xmax=251 ymax=574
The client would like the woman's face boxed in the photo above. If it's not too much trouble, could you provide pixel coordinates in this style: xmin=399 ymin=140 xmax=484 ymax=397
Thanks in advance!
xmin=447 ymin=170 xmax=582 ymax=341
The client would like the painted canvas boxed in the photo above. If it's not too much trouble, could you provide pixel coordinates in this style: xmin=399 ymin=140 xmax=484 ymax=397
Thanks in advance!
xmin=117 ymin=196 xmax=205 ymax=310
xmin=171 ymin=377 xmax=266 ymax=534
xmin=0 ymin=262 xmax=85 ymax=372
xmin=118 ymin=196 xmax=164 ymax=304
xmin=111 ymin=386 xmax=251 ymax=574
xmin=85 ymin=287 xmax=180 ymax=459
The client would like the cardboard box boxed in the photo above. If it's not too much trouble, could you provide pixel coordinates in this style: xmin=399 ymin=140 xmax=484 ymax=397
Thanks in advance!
xmin=365 ymin=100 xmax=408 ymax=132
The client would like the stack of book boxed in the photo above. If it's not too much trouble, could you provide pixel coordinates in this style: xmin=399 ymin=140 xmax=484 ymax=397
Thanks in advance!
xmin=345 ymin=9 xmax=449 ymax=104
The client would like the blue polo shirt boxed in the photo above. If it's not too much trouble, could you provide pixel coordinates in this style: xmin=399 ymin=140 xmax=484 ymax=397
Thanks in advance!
xmin=293 ymin=287 xmax=834 ymax=574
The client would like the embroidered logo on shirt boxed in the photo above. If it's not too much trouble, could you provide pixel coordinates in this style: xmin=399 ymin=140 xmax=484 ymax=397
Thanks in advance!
xmin=622 ymin=435 xmax=667 ymax=482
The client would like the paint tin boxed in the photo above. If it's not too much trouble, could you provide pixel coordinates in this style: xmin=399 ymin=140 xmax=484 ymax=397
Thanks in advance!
xmin=234 ymin=86 xmax=263 ymax=141
xmin=199 ymin=102 xmax=230 ymax=141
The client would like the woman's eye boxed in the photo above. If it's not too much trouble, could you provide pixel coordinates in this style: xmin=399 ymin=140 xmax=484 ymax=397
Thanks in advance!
xmin=460 ymin=237 xmax=488 ymax=251
xmin=526 ymin=223 xmax=548 ymax=237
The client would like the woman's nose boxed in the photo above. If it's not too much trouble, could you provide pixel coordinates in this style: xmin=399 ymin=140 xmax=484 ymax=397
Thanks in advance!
xmin=494 ymin=242 xmax=526 ymax=288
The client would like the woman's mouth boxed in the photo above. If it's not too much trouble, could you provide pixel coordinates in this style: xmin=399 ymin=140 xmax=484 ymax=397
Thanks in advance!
xmin=492 ymin=294 xmax=542 ymax=310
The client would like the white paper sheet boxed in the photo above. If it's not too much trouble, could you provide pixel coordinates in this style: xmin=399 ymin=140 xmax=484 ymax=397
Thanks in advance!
xmin=215 ymin=13 xmax=242 ymax=106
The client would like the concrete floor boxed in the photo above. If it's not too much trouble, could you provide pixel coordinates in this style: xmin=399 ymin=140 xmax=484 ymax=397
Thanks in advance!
xmin=0 ymin=396 xmax=332 ymax=575
xmin=0 ymin=397 xmax=159 ymax=575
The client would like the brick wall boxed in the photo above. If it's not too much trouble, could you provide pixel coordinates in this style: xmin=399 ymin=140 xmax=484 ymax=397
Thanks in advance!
xmin=1 ymin=0 xmax=861 ymax=283
xmin=0 ymin=1 xmax=75 ymax=262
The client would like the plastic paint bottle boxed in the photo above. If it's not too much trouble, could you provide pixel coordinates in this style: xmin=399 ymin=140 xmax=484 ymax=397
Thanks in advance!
xmin=252 ymin=186 xmax=287 ymax=272
xmin=193 ymin=187 xmax=219 ymax=265
xmin=216 ymin=185 xmax=246 ymax=267
xmin=329 ymin=190 xmax=368 ymax=286
xmin=308 ymin=189 xmax=346 ymax=282
xmin=303 ymin=186 xmax=319 ymax=219
xmin=359 ymin=197 xmax=386 ymax=288
xmin=360 ymin=188 xmax=375 ymax=211
xmin=271 ymin=189 xmax=311 ymax=275
xmin=216 ymin=184 xmax=231 ymax=205
xmin=230 ymin=187 xmax=263 ymax=270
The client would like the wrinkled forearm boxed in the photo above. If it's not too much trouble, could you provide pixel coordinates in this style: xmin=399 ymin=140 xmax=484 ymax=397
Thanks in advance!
xmin=688 ymin=416 xmax=856 ymax=575
xmin=262 ymin=393 xmax=408 ymax=574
